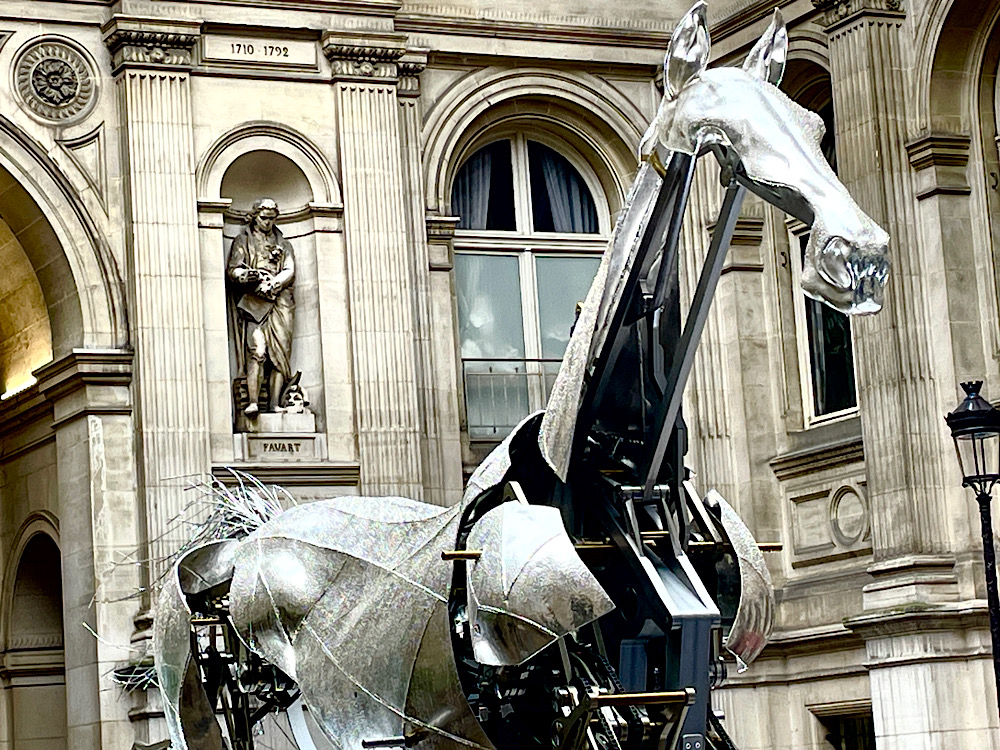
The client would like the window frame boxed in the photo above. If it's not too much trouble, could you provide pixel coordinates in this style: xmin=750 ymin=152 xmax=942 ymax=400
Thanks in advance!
xmin=787 ymin=216 xmax=859 ymax=427
xmin=452 ymin=130 xmax=612 ymax=439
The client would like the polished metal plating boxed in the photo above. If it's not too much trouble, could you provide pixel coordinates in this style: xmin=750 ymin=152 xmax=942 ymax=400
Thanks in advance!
xmin=705 ymin=490 xmax=775 ymax=669
xmin=539 ymin=3 xmax=889 ymax=482
xmin=154 ymin=488 xmax=613 ymax=750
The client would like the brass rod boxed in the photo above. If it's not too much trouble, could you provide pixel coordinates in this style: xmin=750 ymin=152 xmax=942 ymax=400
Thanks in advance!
xmin=441 ymin=549 xmax=482 ymax=561
xmin=592 ymin=689 xmax=694 ymax=708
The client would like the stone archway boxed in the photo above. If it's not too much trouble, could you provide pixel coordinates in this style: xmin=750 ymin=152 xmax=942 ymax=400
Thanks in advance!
xmin=5 ymin=532 xmax=67 ymax=750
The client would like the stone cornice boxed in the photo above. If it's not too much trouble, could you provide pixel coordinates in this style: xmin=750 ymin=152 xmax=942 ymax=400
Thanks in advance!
xmin=845 ymin=601 xmax=988 ymax=641
xmin=36 ymin=349 xmax=133 ymax=413
xmin=812 ymin=0 xmax=905 ymax=31
xmin=426 ymin=214 xmax=459 ymax=240
xmin=394 ymin=13 xmax=671 ymax=51
xmin=770 ymin=436 xmax=865 ymax=481
xmin=906 ymin=133 xmax=973 ymax=199
xmin=0 ymin=350 xmax=133 ymax=433
xmin=906 ymin=133 xmax=971 ymax=170
xmin=322 ymin=31 xmax=407 ymax=80
xmin=710 ymin=0 xmax=797 ymax=44
xmin=102 ymin=17 xmax=201 ymax=74
xmin=211 ymin=463 xmax=360 ymax=486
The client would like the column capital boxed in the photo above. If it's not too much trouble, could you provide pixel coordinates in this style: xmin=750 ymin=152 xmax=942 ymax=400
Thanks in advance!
xmin=322 ymin=31 xmax=407 ymax=81
xmin=811 ymin=0 xmax=905 ymax=31
xmin=398 ymin=49 xmax=428 ymax=97
xmin=102 ymin=17 xmax=201 ymax=74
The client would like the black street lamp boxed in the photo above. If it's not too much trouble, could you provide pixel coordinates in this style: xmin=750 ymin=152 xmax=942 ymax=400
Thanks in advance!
xmin=946 ymin=380 xmax=1000 ymax=717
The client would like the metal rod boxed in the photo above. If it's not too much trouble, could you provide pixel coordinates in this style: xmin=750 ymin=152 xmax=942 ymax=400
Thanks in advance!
xmin=592 ymin=688 xmax=695 ymax=708
xmin=642 ymin=183 xmax=747 ymax=503
xmin=976 ymin=491 xmax=1000 ymax=719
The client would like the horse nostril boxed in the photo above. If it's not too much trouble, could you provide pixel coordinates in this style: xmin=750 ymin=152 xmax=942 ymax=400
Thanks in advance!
xmin=818 ymin=236 xmax=853 ymax=289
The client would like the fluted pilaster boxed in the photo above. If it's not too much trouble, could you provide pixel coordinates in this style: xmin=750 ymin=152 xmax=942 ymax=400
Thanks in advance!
xmin=817 ymin=1 xmax=955 ymax=592
xmin=397 ymin=51 xmax=460 ymax=505
xmin=682 ymin=160 xmax=741 ymax=505
xmin=325 ymin=33 xmax=424 ymax=498
xmin=104 ymin=19 xmax=209 ymax=575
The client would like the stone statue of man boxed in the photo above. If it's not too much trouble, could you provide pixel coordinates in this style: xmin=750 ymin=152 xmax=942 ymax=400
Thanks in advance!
xmin=227 ymin=198 xmax=295 ymax=419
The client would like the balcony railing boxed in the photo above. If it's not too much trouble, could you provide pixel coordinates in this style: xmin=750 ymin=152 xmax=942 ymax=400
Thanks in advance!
xmin=462 ymin=358 xmax=562 ymax=439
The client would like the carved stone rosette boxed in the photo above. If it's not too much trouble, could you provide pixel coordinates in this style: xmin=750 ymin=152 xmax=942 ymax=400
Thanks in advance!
xmin=322 ymin=32 xmax=407 ymax=81
xmin=102 ymin=19 xmax=200 ymax=74
xmin=14 ymin=39 xmax=96 ymax=123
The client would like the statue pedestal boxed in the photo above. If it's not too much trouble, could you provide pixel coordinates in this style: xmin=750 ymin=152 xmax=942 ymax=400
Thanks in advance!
xmin=234 ymin=411 xmax=322 ymax=462
xmin=246 ymin=412 xmax=316 ymax=433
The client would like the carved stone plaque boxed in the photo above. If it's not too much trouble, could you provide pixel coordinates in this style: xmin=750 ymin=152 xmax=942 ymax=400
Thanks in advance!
xmin=246 ymin=434 xmax=317 ymax=461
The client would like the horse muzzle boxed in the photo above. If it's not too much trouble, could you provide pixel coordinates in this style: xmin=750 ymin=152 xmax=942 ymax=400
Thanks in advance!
xmin=805 ymin=233 xmax=889 ymax=316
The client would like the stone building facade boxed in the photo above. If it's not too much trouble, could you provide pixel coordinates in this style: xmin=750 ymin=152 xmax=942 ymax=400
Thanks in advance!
xmin=0 ymin=0 xmax=995 ymax=748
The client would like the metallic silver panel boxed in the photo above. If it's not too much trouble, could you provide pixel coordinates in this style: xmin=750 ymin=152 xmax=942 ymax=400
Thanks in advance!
xmin=706 ymin=490 xmax=775 ymax=670
xmin=466 ymin=503 xmax=615 ymax=665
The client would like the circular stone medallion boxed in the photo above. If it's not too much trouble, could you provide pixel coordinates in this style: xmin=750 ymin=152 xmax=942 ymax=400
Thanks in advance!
xmin=15 ymin=40 xmax=95 ymax=123
xmin=829 ymin=485 xmax=869 ymax=547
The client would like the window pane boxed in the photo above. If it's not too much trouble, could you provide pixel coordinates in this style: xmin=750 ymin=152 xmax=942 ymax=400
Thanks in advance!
xmin=527 ymin=141 xmax=598 ymax=234
xmin=800 ymin=236 xmax=856 ymax=416
xmin=536 ymin=256 xmax=601 ymax=360
xmin=455 ymin=253 xmax=528 ymax=437
xmin=452 ymin=140 xmax=516 ymax=230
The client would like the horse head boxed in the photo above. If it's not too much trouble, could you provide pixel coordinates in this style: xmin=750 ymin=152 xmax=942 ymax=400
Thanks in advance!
xmin=643 ymin=2 xmax=889 ymax=314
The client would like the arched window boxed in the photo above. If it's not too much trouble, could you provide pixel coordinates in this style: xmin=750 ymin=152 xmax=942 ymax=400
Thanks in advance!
xmin=452 ymin=133 xmax=608 ymax=439
xmin=785 ymin=68 xmax=857 ymax=422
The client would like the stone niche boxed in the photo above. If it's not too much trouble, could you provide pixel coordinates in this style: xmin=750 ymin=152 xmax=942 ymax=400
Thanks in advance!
xmin=220 ymin=149 xmax=325 ymax=462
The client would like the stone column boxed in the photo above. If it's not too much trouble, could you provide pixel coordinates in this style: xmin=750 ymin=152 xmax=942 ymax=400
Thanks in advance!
xmin=814 ymin=0 xmax=957 ymax=606
xmin=103 ymin=19 xmax=210 ymax=573
xmin=425 ymin=215 xmax=464 ymax=506
xmin=36 ymin=352 xmax=142 ymax=750
xmin=323 ymin=32 xmax=424 ymax=499
xmin=815 ymin=2 xmax=998 ymax=745
xmin=397 ymin=51 xmax=463 ymax=506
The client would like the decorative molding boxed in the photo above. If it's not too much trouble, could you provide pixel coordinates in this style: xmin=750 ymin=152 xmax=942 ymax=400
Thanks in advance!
xmin=395 ymin=13 xmax=671 ymax=50
xmin=321 ymin=31 xmax=407 ymax=80
xmin=102 ymin=18 xmax=201 ymax=74
xmin=56 ymin=123 xmax=108 ymax=210
xmin=710 ymin=0 xmax=798 ymax=44
xmin=426 ymin=215 xmax=458 ymax=271
xmin=845 ymin=601 xmax=987 ymax=642
xmin=812 ymin=0 xmax=905 ymax=31
xmin=770 ymin=436 xmax=864 ymax=481
xmin=212 ymin=462 xmax=360 ymax=487
xmin=426 ymin=214 xmax=459 ymax=239
xmin=0 ymin=32 xmax=14 ymax=56
xmin=906 ymin=133 xmax=972 ymax=200
xmin=906 ymin=133 xmax=971 ymax=170
xmin=755 ymin=623 xmax=864 ymax=659
xmin=806 ymin=698 xmax=873 ymax=718
xmin=398 ymin=49 xmax=427 ymax=97
xmin=35 ymin=349 xmax=132 ymax=403
xmin=13 ymin=38 xmax=97 ymax=124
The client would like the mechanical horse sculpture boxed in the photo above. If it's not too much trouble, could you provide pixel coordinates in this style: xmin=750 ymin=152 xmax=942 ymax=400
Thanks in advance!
xmin=151 ymin=4 xmax=889 ymax=750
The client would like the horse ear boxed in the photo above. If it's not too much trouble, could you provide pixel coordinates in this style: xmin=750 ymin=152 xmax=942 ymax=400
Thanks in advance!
xmin=742 ymin=9 xmax=787 ymax=86
xmin=664 ymin=1 xmax=710 ymax=99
